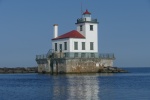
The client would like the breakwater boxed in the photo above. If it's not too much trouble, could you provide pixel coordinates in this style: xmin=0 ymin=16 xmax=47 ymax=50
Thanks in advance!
xmin=98 ymin=66 xmax=128 ymax=73
xmin=0 ymin=67 xmax=38 ymax=74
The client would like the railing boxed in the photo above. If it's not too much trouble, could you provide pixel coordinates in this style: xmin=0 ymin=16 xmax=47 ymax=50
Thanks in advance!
xmin=36 ymin=54 xmax=47 ymax=60
xmin=99 ymin=53 xmax=115 ymax=59
xmin=76 ymin=18 xmax=98 ymax=23
xmin=36 ymin=49 xmax=54 ymax=60
xmin=46 ymin=49 xmax=54 ymax=57
xmin=36 ymin=52 xmax=115 ymax=60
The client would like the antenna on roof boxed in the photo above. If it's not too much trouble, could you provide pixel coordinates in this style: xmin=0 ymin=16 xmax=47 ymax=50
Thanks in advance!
xmin=81 ymin=2 xmax=83 ymax=18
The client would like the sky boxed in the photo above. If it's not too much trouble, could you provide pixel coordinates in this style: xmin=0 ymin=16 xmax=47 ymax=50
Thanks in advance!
xmin=0 ymin=0 xmax=150 ymax=67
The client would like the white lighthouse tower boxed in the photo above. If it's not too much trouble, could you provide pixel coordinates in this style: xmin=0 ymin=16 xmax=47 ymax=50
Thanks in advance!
xmin=76 ymin=9 xmax=99 ymax=54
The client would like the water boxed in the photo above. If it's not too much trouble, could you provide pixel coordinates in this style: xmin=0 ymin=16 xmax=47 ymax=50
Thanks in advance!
xmin=0 ymin=67 xmax=150 ymax=100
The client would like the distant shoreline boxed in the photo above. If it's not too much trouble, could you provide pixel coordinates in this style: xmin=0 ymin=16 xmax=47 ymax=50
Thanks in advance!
xmin=0 ymin=67 xmax=38 ymax=74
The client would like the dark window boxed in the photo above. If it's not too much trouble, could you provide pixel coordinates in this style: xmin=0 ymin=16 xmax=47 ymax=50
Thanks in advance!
xmin=80 ymin=25 xmax=82 ymax=31
xmin=64 ymin=42 xmax=67 ymax=50
xmin=74 ymin=42 xmax=78 ymax=50
xmin=64 ymin=53 xmax=68 ymax=58
xmin=91 ymin=53 xmax=95 ymax=58
xmin=90 ymin=25 xmax=93 ymax=31
xmin=90 ymin=42 xmax=94 ymax=50
xmin=74 ymin=53 xmax=78 ymax=58
xmin=81 ymin=53 xmax=86 ymax=58
xmin=55 ymin=43 xmax=57 ymax=51
xmin=82 ymin=42 xmax=85 ymax=50
xmin=59 ymin=44 xmax=62 ymax=52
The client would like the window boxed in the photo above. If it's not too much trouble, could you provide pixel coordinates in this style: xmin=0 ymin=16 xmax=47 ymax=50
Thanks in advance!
xmin=64 ymin=53 xmax=68 ymax=58
xmin=64 ymin=42 xmax=67 ymax=50
xmin=82 ymin=42 xmax=85 ymax=50
xmin=90 ymin=42 xmax=94 ymax=50
xmin=81 ymin=53 xmax=86 ymax=58
xmin=55 ymin=43 xmax=57 ymax=51
xmin=80 ymin=25 xmax=82 ymax=31
xmin=59 ymin=44 xmax=62 ymax=52
xmin=74 ymin=53 xmax=78 ymax=58
xmin=90 ymin=25 xmax=93 ymax=31
xmin=74 ymin=42 xmax=78 ymax=50
xmin=91 ymin=53 xmax=95 ymax=58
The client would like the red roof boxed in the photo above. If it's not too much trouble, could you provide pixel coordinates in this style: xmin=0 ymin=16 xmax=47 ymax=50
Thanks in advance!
xmin=83 ymin=9 xmax=91 ymax=15
xmin=52 ymin=30 xmax=85 ymax=40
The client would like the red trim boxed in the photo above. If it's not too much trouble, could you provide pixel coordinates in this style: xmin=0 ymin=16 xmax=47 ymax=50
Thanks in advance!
xmin=52 ymin=30 xmax=85 ymax=40
xmin=83 ymin=9 xmax=91 ymax=15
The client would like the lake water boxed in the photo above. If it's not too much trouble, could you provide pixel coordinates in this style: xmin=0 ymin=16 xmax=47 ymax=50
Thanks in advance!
xmin=0 ymin=67 xmax=150 ymax=100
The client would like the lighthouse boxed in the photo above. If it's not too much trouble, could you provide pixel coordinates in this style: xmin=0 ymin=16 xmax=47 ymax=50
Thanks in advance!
xmin=51 ymin=9 xmax=99 ymax=58
xmin=36 ymin=9 xmax=115 ymax=74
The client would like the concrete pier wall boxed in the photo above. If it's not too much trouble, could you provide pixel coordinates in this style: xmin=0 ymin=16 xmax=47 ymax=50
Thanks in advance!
xmin=36 ymin=58 xmax=51 ymax=73
xmin=55 ymin=58 xmax=114 ymax=73
xmin=66 ymin=58 xmax=113 ymax=73
xmin=36 ymin=58 xmax=114 ymax=74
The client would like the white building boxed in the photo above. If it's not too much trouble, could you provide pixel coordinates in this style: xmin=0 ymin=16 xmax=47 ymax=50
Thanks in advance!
xmin=52 ymin=9 xmax=99 ymax=58
xmin=36 ymin=9 xmax=115 ymax=73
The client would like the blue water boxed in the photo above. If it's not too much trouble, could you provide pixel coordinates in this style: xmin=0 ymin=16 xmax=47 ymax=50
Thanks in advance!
xmin=0 ymin=67 xmax=150 ymax=100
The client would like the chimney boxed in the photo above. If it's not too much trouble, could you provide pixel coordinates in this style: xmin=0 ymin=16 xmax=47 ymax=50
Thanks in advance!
xmin=53 ymin=24 xmax=58 ymax=38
